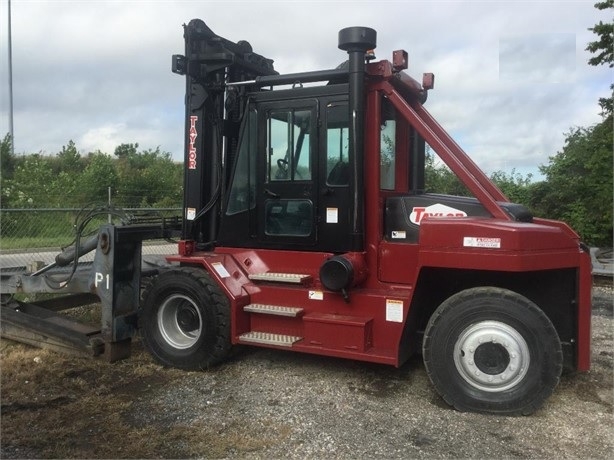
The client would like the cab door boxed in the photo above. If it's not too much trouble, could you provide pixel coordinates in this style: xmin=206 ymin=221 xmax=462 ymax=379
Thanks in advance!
xmin=257 ymin=100 xmax=318 ymax=247
xmin=317 ymin=100 xmax=353 ymax=252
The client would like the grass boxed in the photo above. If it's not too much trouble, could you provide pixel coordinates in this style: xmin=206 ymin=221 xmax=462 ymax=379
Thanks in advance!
xmin=0 ymin=305 xmax=175 ymax=457
xmin=0 ymin=338 xmax=291 ymax=458
xmin=0 ymin=210 xmax=106 ymax=251
xmin=1 ymin=341 xmax=174 ymax=458
xmin=0 ymin=334 xmax=194 ymax=458
xmin=0 ymin=305 xmax=290 ymax=458
xmin=0 ymin=236 xmax=74 ymax=251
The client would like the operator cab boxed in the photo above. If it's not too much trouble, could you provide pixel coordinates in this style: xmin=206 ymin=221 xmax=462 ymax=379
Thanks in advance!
xmin=219 ymin=84 xmax=355 ymax=252
xmin=219 ymin=85 xmax=532 ymax=251
xmin=179 ymin=18 xmax=532 ymax=254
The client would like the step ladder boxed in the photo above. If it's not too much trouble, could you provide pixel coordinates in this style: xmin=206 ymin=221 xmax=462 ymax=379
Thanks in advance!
xmin=238 ymin=331 xmax=302 ymax=347
xmin=248 ymin=272 xmax=312 ymax=284
xmin=238 ymin=302 xmax=305 ymax=346
xmin=237 ymin=298 xmax=374 ymax=353
xmin=243 ymin=303 xmax=304 ymax=317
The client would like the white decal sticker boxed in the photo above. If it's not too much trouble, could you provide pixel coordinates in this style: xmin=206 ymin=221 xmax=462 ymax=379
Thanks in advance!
xmin=326 ymin=207 xmax=338 ymax=224
xmin=386 ymin=299 xmax=404 ymax=323
xmin=186 ymin=208 xmax=196 ymax=221
xmin=391 ymin=230 xmax=406 ymax=239
xmin=463 ymin=237 xmax=501 ymax=249
xmin=211 ymin=262 xmax=231 ymax=278
xmin=309 ymin=290 xmax=324 ymax=300
xmin=94 ymin=272 xmax=110 ymax=289
xmin=410 ymin=203 xmax=467 ymax=225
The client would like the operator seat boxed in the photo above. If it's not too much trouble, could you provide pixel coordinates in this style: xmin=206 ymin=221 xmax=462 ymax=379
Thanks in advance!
xmin=327 ymin=161 xmax=349 ymax=186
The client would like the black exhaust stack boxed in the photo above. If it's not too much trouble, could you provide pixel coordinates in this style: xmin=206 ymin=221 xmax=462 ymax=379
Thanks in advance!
xmin=338 ymin=27 xmax=376 ymax=251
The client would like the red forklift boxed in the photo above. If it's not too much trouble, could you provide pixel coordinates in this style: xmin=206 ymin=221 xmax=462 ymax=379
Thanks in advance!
xmin=1 ymin=20 xmax=592 ymax=415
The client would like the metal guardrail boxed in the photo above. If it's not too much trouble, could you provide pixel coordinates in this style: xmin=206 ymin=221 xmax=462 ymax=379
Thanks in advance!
xmin=591 ymin=248 xmax=614 ymax=277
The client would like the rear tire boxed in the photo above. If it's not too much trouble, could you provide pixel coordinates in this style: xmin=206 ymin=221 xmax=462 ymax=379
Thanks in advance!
xmin=422 ymin=287 xmax=562 ymax=415
xmin=140 ymin=267 xmax=231 ymax=370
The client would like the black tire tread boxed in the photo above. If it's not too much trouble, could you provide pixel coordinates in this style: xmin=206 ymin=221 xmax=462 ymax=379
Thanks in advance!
xmin=140 ymin=266 xmax=231 ymax=370
xmin=423 ymin=286 xmax=562 ymax=416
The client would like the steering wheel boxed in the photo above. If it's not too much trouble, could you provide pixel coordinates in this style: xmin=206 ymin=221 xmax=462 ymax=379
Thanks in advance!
xmin=276 ymin=158 xmax=289 ymax=179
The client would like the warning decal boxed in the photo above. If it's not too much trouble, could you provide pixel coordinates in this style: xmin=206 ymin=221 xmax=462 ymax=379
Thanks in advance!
xmin=326 ymin=208 xmax=338 ymax=224
xmin=211 ymin=262 xmax=231 ymax=278
xmin=463 ymin=237 xmax=501 ymax=249
xmin=386 ymin=299 xmax=404 ymax=323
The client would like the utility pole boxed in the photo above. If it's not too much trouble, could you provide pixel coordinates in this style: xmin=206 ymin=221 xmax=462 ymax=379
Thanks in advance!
xmin=8 ymin=0 xmax=14 ymax=155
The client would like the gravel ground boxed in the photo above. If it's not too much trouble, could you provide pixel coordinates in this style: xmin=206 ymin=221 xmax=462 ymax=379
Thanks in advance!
xmin=1 ymin=284 xmax=612 ymax=458
xmin=126 ymin=284 xmax=613 ymax=459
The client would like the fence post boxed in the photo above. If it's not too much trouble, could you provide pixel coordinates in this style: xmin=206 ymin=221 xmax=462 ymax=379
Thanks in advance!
xmin=108 ymin=187 xmax=112 ymax=224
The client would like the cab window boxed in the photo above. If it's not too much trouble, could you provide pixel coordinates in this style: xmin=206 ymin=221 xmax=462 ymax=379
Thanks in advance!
xmin=227 ymin=108 xmax=257 ymax=215
xmin=380 ymin=96 xmax=398 ymax=190
xmin=326 ymin=103 xmax=350 ymax=186
xmin=267 ymin=109 xmax=312 ymax=182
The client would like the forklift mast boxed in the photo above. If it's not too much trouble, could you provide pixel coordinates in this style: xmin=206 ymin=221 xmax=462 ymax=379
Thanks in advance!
xmin=172 ymin=19 xmax=278 ymax=247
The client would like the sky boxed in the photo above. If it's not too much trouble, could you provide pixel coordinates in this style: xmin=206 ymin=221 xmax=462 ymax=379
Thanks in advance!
xmin=0 ymin=0 xmax=611 ymax=179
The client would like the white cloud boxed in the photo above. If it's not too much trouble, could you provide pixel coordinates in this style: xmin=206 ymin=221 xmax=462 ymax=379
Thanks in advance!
xmin=0 ymin=0 xmax=611 ymax=180
xmin=499 ymin=33 xmax=576 ymax=83
xmin=80 ymin=123 xmax=128 ymax=155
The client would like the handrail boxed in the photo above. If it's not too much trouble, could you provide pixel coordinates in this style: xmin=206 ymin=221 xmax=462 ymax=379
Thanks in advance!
xmin=379 ymin=81 xmax=511 ymax=221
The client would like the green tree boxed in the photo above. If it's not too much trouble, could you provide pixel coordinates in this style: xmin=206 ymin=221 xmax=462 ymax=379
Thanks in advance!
xmin=424 ymin=148 xmax=469 ymax=196
xmin=1 ymin=134 xmax=15 ymax=181
xmin=530 ymin=0 xmax=614 ymax=246
xmin=490 ymin=169 xmax=534 ymax=206
xmin=4 ymin=154 xmax=56 ymax=207
xmin=536 ymin=120 xmax=613 ymax=246
xmin=114 ymin=142 xmax=139 ymax=161
xmin=80 ymin=151 xmax=119 ymax=203
xmin=42 ymin=140 xmax=85 ymax=206
xmin=56 ymin=140 xmax=84 ymax=173
xmin=586 ymin=0 xmax=613 ymax=68
xmin=114 ymin=144 xmax=182 ymax=207
xmin=1 ymin=134 xmax=16 ymax=208
xmin=586 ymin=0 xmax=613 ymax=115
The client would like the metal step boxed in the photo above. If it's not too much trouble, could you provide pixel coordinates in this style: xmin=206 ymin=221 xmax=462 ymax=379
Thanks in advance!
xmin=238 ymin=331 xmax=302 ymax=347
xmin=248 ymin=272 xmax=312 ymax=284
xmin=244 ymin=304 xmax=304 ymax=317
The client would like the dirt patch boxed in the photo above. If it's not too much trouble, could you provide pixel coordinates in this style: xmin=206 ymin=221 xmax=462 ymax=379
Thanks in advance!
xmin=1 ymin=286 xmax=612 ymax=458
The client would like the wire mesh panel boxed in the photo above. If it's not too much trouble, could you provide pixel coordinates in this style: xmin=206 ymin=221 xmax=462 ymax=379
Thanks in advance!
xmin=0 ymin=207 xmax=180 ymax=270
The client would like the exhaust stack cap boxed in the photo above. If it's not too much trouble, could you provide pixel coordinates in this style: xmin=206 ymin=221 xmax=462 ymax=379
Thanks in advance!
xmin=338 ymin=27 xmax=377 ymax=52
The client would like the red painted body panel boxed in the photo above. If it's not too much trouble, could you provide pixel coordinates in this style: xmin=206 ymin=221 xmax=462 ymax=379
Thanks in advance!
xmin=168 ymin=248 xmax=411 ymax=365
xmin=378 ymin=242 xmax=420 ymax=284
xmin=166 ymin=58 xmax=591 ymax=372
xmin=420 ymin=218 xmax=578 ymax=252
xmin=417 ymin=218 xmax=581 ymax=271
xmin=576 ymin=251 xmax=592 ymax=371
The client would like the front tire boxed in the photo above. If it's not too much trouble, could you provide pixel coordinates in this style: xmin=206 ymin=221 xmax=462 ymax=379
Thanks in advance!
xmin=140 ymin=267 xmax=231 ymax=370
xmin=422 ymin=287 xmax=562 ymax=415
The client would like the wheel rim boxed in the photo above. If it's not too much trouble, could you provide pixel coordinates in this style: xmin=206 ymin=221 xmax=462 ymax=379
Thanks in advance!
xmin=157 ymin=294 xmax=203 ymax=349
xmin=454 ymin=320 xmax=530 ymax=392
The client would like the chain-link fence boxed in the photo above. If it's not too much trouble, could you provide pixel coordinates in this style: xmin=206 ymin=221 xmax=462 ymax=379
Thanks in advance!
xmin=4 ymin=205 xmax=611 ymax=277
xmin=0 ymin=206 xmax=180 ymax=270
